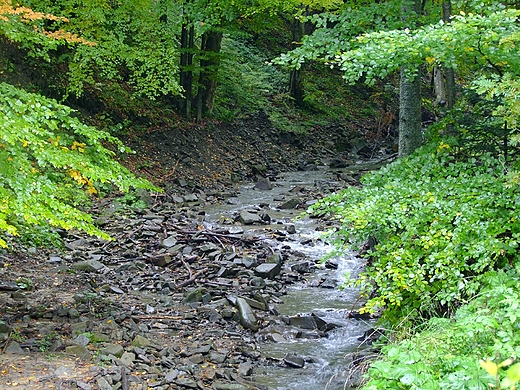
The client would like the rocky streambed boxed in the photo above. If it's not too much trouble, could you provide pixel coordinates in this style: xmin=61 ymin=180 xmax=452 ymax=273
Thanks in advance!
xmin=0 ymin=166 xmax=381 ymax=390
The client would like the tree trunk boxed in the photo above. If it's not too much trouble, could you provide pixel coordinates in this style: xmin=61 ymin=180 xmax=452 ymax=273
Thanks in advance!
xmin=180 ymin=24 xmax=195 ymax=120
xmin=433 ymin=1 xmax=456 ymax=111
xmin=433 ymin=66 xmax=446 ymax=106
xmin=398 ymin=0 xmax=423 ymax=157
xmin=196 ymin=30 xmax=223 ymax=122
xmin=442 ymin=1 xmax=456 ymax=110
xmin=398 ymin=67 xmax=423 ymax=157
xmin=289 ymin=16 xmax=305 ymax=106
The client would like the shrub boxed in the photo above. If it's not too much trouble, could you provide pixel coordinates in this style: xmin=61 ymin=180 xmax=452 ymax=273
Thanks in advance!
xmin=363 ymin=267 xmax=520 ymax=390
xmin=0 ymin=82 xmax=156 ymax=247
xmin=310 ymin=141 xmax=520 ymax=321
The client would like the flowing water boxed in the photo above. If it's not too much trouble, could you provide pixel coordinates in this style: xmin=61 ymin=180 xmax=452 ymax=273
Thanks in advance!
xmin=204 ymin=167 xmax=376 ymax=390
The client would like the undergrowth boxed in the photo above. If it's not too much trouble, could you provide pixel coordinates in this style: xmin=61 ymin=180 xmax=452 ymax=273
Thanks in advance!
xmin=363 ymin=267 xmax=520 ymax=390
xmin=310 ymin=140 xmax=520 ymax=322
xmin=309 ymin=138 xmax=520 ymax=389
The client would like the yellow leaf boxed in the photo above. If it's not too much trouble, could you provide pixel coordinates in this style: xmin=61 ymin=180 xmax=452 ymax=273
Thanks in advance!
xmin=480 ymin=360 xmax=499 ymax=376
xmin=426 ymin=56 xmax=436 ymax=64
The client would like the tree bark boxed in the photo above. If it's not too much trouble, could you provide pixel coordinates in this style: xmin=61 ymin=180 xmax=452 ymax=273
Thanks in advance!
xmin=398 ymin=67 xmax=423 ymax=157
xmin=180 ymin=24 xmax=195 ymax=120
xmin=398 ymin=0 xmax=423 ymax=157
xmin=289 ymin=16 xmax=306 ymax=106
xmin=196 ymin=30 xmax=223 ymax=122
xmin=442 ymin=1 xmax=456 ymax=110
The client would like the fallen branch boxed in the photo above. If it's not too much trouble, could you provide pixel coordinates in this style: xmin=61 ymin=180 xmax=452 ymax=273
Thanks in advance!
xmin=132 ymin=315 xmax=183 ymax=321
xmin=175 ymin=268 xmax=208 ymax=289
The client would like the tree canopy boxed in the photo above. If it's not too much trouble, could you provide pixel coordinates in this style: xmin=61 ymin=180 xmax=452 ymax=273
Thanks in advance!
xmin=0 ymin=2 xmax=156 ymax=247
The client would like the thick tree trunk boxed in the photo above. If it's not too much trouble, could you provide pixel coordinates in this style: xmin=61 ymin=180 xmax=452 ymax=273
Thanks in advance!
xmin=196 ymin=30 xmax=223 ymax=122
xmin=398 ymin=67 xmax=423 ymax=157
xmin=180 ymin=24 xmax=195 ymax=120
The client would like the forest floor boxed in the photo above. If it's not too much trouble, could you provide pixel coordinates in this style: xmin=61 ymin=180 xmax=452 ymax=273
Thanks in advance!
xmin=122 ymin=110 xmax=393 ymax=191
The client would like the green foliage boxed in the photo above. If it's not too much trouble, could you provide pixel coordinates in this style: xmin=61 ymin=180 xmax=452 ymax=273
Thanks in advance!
xmin=0 ymin=82 xmax=157 ymax=247
xmin=275 ymin=0 xmax=409 ymax=70
xmin=0 ymin=1 xmax=94 ymax=61
xmin=432 ymin=89 xmax=519 ymax=159
xmin=310 ymin=142 xmax=520 ymax=320
xmin=362 ymin=268 xmax=520 ymax=390
xmin=322 ymin=9 xmax=520 ymax=85
xmin=472 ymin=73 xmax=520 ymax=147
xmin=36 ymin=332 xmax=58 ymax=352
xmin=215 ymin=36 xmax=287 ymax=118
xmin=4 ymin=0 xmax=182 ymax=100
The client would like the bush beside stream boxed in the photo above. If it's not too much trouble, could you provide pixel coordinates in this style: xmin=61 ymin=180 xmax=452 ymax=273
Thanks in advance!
xmin=311 ymin=140 xmax=520 ymax=389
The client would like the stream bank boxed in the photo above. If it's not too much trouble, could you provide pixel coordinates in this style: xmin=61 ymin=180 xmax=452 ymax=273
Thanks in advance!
xmin=0 ymin=161 xmax=386 ymax=390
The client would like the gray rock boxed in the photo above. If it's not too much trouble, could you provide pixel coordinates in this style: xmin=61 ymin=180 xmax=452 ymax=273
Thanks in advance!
xmin=241 ymin=256 xmax=257 ymax=268
xmin=109 ymin=286 xmax=125 ymax=294
xmin=238 ymin=361 xmax=253 ymax=376
xmin=213 ymin=382 xmax=249 ymax=390
xmin=4 ymin=341 xmax=24 ymax=354
xmin=279 ymin=198 xmax=301 ymax=209
xmin=164 ymin=369 xmax=179 ymax=382
xmin=131 ymin=335 xmax=152 ymax=348
xmin=284 ymin=354 xmax=305 ymax=368
xmin=175 ymin=377 xmax=198 ymax=388
xmin=235 ymin=297 xmax=258 ymax=331
xmin=291 ymin=261 xmax=313 ymax=274
xmin=72 ymin=259 xmax=105 ymax=272
xmin=287 ymin=315 xmax=318 ymax=330
xmin=73 ymin=334 xmax=90 ymax=347
xmin=100 ymin=343 xmax=125 ymax=358
xmin=210 ymin=352 xmax=227 ymax=364
xmin=254 ymin=177 xmax=272 ymax=190
xmin=136 ymin=188 xmax=155 ymax=206
xmin=48 ymin=255 xmax=62 ymax=263
xmin=285 ymin=224 xmax=296 ymax=234
xmin=239 ymin=210 xmax=263 ymax=225
xmin=96 ymin=377 xmax=113 ymax=390
xmin=200 ymin=243 xmax=219 ymax=253
xmin=192 ymin=345 xmax=211 ymax=355
xmin=161 ymin=236 xmax=178 ymax=248
xmin=120 ymin=351 xmax=136 ymax=366
xmin=320 ymin=277 xmax=338 ymax=289
xmin=76 ymin=381 xmax=93 ymax=390
xmin=189 ymin=353 xmax=204 ymax=364
xmin=241 ymin=296 xmax=267 ymax=311
xmin=65 ymin=344 xmax=91 ymax=359
xmin=0 ymin=281 xmax=19 ymax=291
xmin=254 ymin=263 xmax=281 ymax=279
xmin=249 ymin=276 xmax=265 ymax=288
xmin=267 ymin=252 xmax=283 ymax=265
xmin=183 ymin=193 xmax=199 ymax=202
xmin=270 ymin=333 xmax=285 ymax=343
xmin=183 ymin=287 xmax=204 ymax=303
xmin=0 ymin=320 xmax=10 ymax=333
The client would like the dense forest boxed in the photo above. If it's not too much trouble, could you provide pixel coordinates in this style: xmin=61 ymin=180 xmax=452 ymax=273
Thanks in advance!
xmin=1 ymin=0 xmax=520 ymax=389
